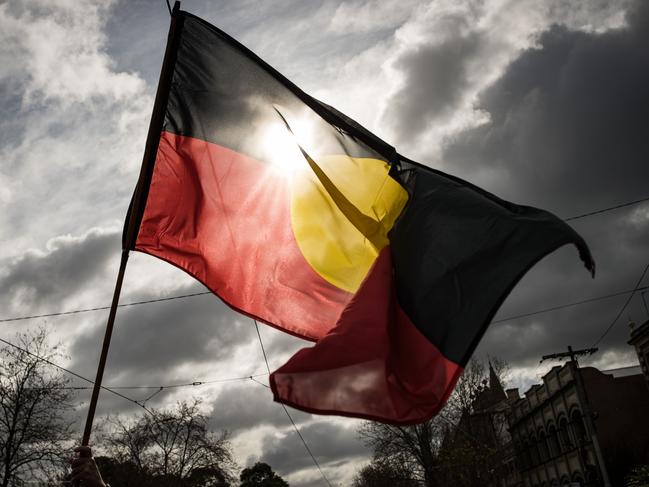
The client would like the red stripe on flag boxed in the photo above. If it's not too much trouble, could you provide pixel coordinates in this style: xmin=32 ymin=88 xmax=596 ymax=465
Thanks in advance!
xmin=270 ymin=247 xmax=463 ymax=425
xmin=135 ymin=131 xmax=352 ymax=341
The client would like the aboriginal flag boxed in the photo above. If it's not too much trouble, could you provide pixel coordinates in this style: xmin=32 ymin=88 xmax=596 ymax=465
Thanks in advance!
xmin=124 ymin=8 xmax=594 ymax=424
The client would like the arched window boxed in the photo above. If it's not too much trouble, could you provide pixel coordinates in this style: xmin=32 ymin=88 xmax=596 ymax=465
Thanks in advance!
xmin=530 ymin=433 xmax=540 ymax=465
xmin=571 ymin=409 xmax=587 ymax=444
xmin=558 ymin=416 xmax=572 ymax=451
xmin=585 ymin=465 xmax=598 ymax=484
xmin=538 ymin=430 xmax=549 ymax=461
xmin=547 ymin=424 xmax=560 ymax=457
xmin=572 ymin=472 xmax=585 ymax=485
xmin=514 ymin=441 xmax=525 ymax=470
xmin=523 ymin=439 xmax=532 ymax=469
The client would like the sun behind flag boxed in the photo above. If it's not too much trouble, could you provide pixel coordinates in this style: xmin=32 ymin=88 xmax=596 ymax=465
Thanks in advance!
xmin=124 ymin=8 xmax=594 ymax=425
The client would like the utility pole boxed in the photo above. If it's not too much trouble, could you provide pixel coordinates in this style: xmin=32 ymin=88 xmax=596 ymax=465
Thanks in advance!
xmin=541 ymin=346 xmax=611 ymax=487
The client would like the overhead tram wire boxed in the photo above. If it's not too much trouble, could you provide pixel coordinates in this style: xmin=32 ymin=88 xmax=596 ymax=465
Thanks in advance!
xmin=253 ymin=320 xmax=334 ymax=487
xmin=1 ymin=330 xmax=489 ymax=485
xmin=0 ymin=332 xmax=270 ymax=409
xmin=49 ymin=373 xmax=269 ymax=391
xmin=591 ymin=262 xmax=649 ymax=347
xmin=1 ymin=319 xmax=552 ymax=480
xmin=1 ymin=325 xmax=331 ymax=485
xmin=0 ymin=336 xmax=154 ymax=417
xmin=0 ymin=320 xmax=522 ymax=473
xmin=0 ymin=199 xmax=646 ymax=402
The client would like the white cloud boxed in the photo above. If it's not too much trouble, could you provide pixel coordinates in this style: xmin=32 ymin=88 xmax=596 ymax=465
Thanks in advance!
xmin=328 ymin=0 xmax=419 ymax=34
xmin=315 ymin=0 xmax=632 ymax=164
xmin=627 ymin=203 xmax=649 ymax=228
xmin=1 ymin=0 xmax=144 ymax=106
xmin=0 ymin=0 xmax=152 ymax=259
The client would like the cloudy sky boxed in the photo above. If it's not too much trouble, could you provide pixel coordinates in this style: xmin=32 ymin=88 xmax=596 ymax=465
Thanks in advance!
xmin=1 ymin=0 xmax=648 ymax=485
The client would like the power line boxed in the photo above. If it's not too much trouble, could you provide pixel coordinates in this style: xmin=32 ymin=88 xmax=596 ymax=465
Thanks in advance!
xmin=250 ymin=375 xmax=271 ymax=389
xmin=253 ymin=320 xmax=334 ymax=487
xmin=564 ymin=196 xmax=649 ymax=221
xmin=6 ymin=283 xmax=647 ymax=338
xmin=592 ymin=263 xmax=649 ymax=347
xmin=0 ymin=291 xmax=211 ymax=323
xmin=491 ymin=285 xmax=649 ymax=324
xmin=1 ymin=197 xmax=647 ymax=326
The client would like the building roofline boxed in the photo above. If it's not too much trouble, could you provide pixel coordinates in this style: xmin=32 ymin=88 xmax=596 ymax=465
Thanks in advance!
xmin=629 ymin=319 xmax=649 ymax=345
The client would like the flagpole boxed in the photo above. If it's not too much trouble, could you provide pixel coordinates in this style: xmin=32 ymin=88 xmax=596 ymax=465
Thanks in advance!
xmin=79 ymin=249 xmax=129 ymax=446
xmin=78 ymin=1 xmax=184 ymax=453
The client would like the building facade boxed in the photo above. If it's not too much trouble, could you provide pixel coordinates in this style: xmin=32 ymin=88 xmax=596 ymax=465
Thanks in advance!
xmin=507 ymin=361 xmax=649 ymax=487
xmin=628 ymin=318 xmax=649 ymax=389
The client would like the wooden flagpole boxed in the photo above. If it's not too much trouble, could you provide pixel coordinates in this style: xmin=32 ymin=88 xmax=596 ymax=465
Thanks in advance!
xmin=80 ymin=249 xmax=129 ymax=446
xmin=79 ymin=1 xmax=184 ymax=452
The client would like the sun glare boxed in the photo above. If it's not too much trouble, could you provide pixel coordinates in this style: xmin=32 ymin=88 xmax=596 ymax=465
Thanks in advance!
xmin=260 ymin=113 xmax=318 ymax=176
xmin=261 ymin=123 xmax=304 ymax=174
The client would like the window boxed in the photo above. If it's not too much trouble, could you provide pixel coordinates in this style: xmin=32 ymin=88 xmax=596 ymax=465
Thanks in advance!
xmin=523 ymin=439 xmax=532 ymax=469
xmin=558 ymin=417 xmax=572 ymax=450
xmin=514 ymin=442 xmax=525 ymax=470
xmin=547 ymin=424 xmax=560 ymax=457
xmin=572 ymin=472 xmax=585 ymax=486
xmin=530 ymin=434 xmax=540 ymax=465
xmin=538 ymin=430 xmax=550 ymax=461
xmin=571 ymin=410 xmax=587 ymax=444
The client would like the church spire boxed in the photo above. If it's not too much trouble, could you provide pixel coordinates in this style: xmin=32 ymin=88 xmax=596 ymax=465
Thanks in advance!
xmin=488 ymin=361 xmax=507 ymax=403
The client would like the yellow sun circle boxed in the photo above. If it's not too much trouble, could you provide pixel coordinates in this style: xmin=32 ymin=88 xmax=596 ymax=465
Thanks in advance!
xmin=290 ymin=155 xmax=408 ymax=293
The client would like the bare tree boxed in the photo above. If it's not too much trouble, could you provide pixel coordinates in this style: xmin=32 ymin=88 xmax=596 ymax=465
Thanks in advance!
xmin=441 ymin=356 xmax=509 ymax=424
xmin=105 ymin=399 xmax=235 ymax=486
xmin=359 ymin=418 xmax=443 ymax=486
xmin=352 ymin=459 xmax=419 ymax=487
xmin=0 ymin=329 xmax=74 ymax=487
xmin=358 ymin=357 xmax=509 ymax=487
xmin=239 ymin=462 xmax=289 ymax=487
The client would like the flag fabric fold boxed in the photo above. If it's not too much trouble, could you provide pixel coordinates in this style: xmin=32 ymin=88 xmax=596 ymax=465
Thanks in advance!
xmin=126 ymin=10 xmax=594 ymax=424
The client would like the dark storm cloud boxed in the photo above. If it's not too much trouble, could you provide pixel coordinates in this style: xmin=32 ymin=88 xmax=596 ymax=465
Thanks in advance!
xmin=253 ymin=420 xmax=367 ymax=475
xmin=208 ymin=382 xmax=314 ymax=433
xmin=0 ymin=85 xmax=26 ymax=150
xmin=434 ymin=0 xmax=649 ymax=369
xmin=386 ymin=32 xmax=481 ymax=145
xmin=260 ymin=326 xmax=311 ymax=364
xmin=66 ymin=283 xmax=261 ymax=421
xmin=69 ymin=287 xmax=252 ymax=383
xmin=442 ymin=2 xmax=649 ymax=213
xmin=488 ymin=207 xmax=649 ymax=326
xmin=0 ymin=229 xmax=118 ymax=313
